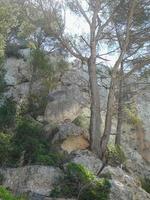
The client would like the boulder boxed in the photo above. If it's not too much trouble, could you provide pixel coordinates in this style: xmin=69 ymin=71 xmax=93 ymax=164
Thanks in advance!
xmin=44 ymin=85 xmax=87 ymax=123
xmin=52 ymin=122 xmax=89 ymax=143
xmin=101 ymin=166 xmax=150 ymax=200
xmin=70 ymin=150 xmax=103 ymax=174
xmin=52 ymin=122 xmax=89 ymax=153
xmin=61 ymin=135 xmax=89 ymax=153
xmin=0 ymin=166 xmax=62 ymax=196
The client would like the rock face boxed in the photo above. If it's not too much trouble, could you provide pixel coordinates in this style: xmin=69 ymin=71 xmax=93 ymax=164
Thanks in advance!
xmin=52 ymin=122 xmax=89 ymax=142
xmin=101 ymin=166 xmax=150 ymax=200
xmin=70 ymin=150 xmax=102 ymax=174
xmin=44 ymin=85 xmax=87 ymax=123
xmin=61 ymin=135 xmax=89 ymax=153
xmin=0 ymin=166 xmax=62 ymax=196
xmin=136 ymin=90 xmax=150 ymax=163
xmin=52 ymin=122 xmax=89 ymax=153
xmin=4 ymin=58 xmax=31 ymax=101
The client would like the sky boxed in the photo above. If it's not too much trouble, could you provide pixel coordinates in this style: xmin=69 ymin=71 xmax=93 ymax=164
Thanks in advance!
xmin=64 ymin=8 xmax=118 ymax=67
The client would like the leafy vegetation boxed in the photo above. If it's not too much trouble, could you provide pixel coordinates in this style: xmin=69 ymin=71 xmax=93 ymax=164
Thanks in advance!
xmin=0 ymin=117 xmax=67 ymax=167
xmin=0 ymin=98 xmax=16 ymax=130
xmin=124 ymin=104 xmax=141 ymax=126
xmin=140 ymin=177 xmax=150 ymax=194
xmin=107 ymin=144 xmax=126 ymax=167
xmin=0 ymin=132 xmax=12 ymax=166
xmin=0 ymin=186 xmax=25 ymax=200
xmin=50 ymin=163 xmax=111 ymax=200
xmin=73 ymin=108 xmax=90 ymax=130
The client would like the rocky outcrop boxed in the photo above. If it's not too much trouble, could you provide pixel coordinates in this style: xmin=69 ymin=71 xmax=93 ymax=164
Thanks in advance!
xmin=0 ymin=166 xmax=62 ymax=196
xmin=52 ymin=122 xmax=89 ymax=143
xmin=3 ymin=58 xmax=31 ymax=101
xmin=52 ymin=122 xmax=89 ymax=153
xmin=44 ymin=85 xmax=87 ymax=123
xmin=70 ymin=150 xmax=102 ymax=174
xmin=101 ymin=166 xmax=150 ymax=200
xmin=136 ymin=90 xmax=150 ymax=163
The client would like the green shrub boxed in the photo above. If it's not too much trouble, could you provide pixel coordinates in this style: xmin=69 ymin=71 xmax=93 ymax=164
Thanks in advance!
xmin=0 ymin=186 xmax=25 ymax=200
xmin=5 ymin=45 xmax=21 ymax=58
xmin=73 ymin=109 xmax=90 ymax=130
xmin=124 ymin=104 xmax=141 ymax=126
xmin=0 ymin=132 xmax=12 ymax=166
xmin=0 ymin=173 xmax=4 ymax=185
xmin=9 ymin=117 xmax=65 ymax=167
xmin=10 ymin=117 xmax=47 ymax=165
xmin=140 ymin=177 xmax=150 ymax=194
xmin=0 ymin=98 xmax=16 ymax=130
xmin=50 ymin=163 xmax=111 ymax=200
xmin=0 ymin=62 xmax=6 ymax=94
xmin=107 ymin=144 xmax=126 ymax=167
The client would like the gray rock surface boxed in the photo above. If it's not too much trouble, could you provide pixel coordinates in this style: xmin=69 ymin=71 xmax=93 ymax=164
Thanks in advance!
xmin=101 ymin=166 xmax=150 ymax=200
xmin=0 ymin=166 xmax=62 ymax=196
xmin=52 ymin=122 xmax=88 ymax=143
xmin=44 ymin=85 xmax=87 ymax=123
xmin=70 ymin=150 xmax=102 ymax=174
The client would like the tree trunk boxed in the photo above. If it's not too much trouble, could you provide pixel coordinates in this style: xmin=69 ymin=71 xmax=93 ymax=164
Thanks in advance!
xmin=115 ymin=63 xmax=124 ymax=145
xmin=99 ymin=75 xmax=115 ymax=159
xmin=88 ymin=4 xmax=102 ymax=156
xmin=88 ymin=58 xmax=102 ymax=156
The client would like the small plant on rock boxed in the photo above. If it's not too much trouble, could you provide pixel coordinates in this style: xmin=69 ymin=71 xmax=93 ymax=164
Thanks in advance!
xmin=0 ymin=186 xmax=25 ymax=200
xmin=50 ymin=163 xmax=111 ymax=200
xmin=107 ymin=144 xmax=126 ymax=167
xmin=140 ymin=177 xmax=150 ymax=194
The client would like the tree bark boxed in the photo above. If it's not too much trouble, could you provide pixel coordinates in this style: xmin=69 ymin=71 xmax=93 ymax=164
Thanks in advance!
xmin=115 ymin=63 xmax=124 ymax=145
xmin=99 ymin=74 xmax=116 ymax=159
xmin=88 ymin=58 xmax=102 ymax=156
xmin=88 ymin=1 xmax=102 ymax=156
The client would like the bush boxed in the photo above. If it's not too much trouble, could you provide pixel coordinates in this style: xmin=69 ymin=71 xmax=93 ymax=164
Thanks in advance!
xmin=0 ymin=98 xmax=16 ymax=130
xmin=124 ymin=104 xmax=141 ymax=126
xmin=107 ymin=144 xmax=126 ymax=167
xmin=5 ymin=45 xmax=21 ymax=58
xmin=50 ymin=163 xmax=111 ymax=200
xmin=73 ymin=109 xmax=90 ymax=130
xmin=9 ymin=117 xmax=65 ymax=167
xmin=0 ymin=173 xmax=4 ymax=185
xmin=0 ymin=61 xmax=6 ymax=94
xmin=0 ymin=186 xmax=25 ymax=200
xmin=140 ymin=177 xmax=150 ymax=194
xmin=0 ymin=132 xmax=12 ymax=166
xmin=10 ymin=117 xmax=47 ymax=165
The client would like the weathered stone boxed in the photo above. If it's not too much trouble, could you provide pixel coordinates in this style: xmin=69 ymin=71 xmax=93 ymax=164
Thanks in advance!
xmin=4 ymin=58 xmax=30 ymax=86
xmin=44 ymin=85 xmax=87 ymax=123
xmin=70 ymin=150 xmax=103 ymax=174
xmin=61 ymin=135 xmax=89 ymax=153
xmin=52 ymin=122 xmax=89 ymax=143
xmin=0 ymin=166 xmax=62 ymax=196
xmin=101 ymin=166 xmax=150 ymax=200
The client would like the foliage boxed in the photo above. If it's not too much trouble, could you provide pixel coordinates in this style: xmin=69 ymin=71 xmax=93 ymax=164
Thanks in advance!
xmin=107 ymin=144 xmax=126 ymax=167
xmin=50 ymin=163 xmax=111 ymax=200
xmin=10 ymin=117 xmax=46 ymax=165
xmin=5 ymin=117 xmax=65 ymax=167
xmin=27 ymin=48 xmax=69 ymax=117
xmin=0 ymin=60 xmax=6 ymax=94
xmin=0 ymin=98 xmax=16 ymax=130
xmin=124 ymin=104 xmax=141 ymax=126
xmin=73 ymin=109 xmax=90 ymax=130
xmin=0 ymin=132 xmax=12 ymax=166
xmin=31 ymin=49 xmax=69 ymax=90
xmin=5 ymin=44 xmax=22 ymax=58
xmin=0 ymin=173 xmax=4 ymax=185
xmin=0 ymin=186 xmax=25 ymax=200
xmin=140 ymin=177 xmax=150 ymax=194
